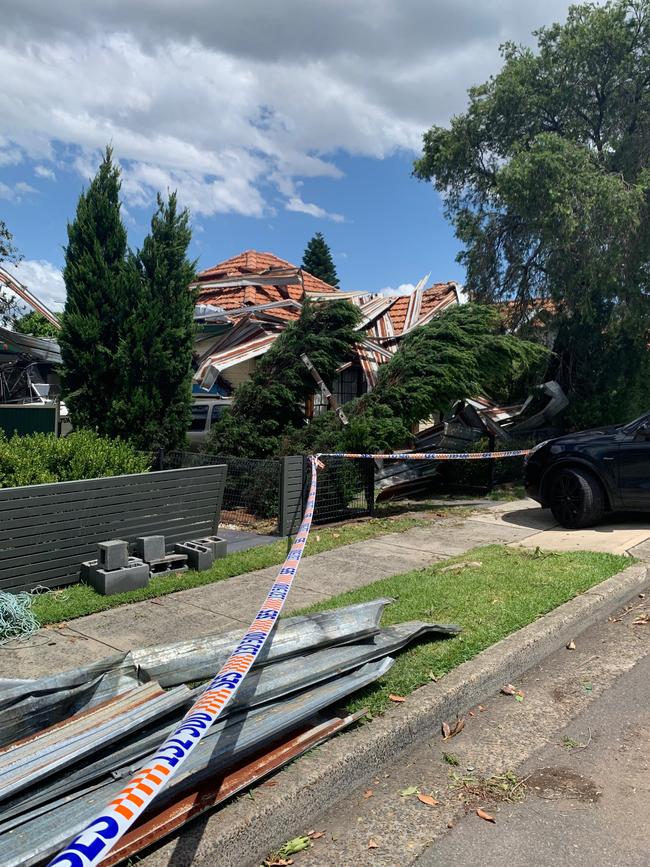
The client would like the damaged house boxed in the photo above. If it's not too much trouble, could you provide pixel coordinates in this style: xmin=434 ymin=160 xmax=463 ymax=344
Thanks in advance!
xmin=190 ymin=250 xmax=464 ymax=442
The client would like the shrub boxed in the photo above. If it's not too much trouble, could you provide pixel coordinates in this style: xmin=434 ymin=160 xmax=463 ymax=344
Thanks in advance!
xmin=0 ymin=430 xmax=151 ymax=488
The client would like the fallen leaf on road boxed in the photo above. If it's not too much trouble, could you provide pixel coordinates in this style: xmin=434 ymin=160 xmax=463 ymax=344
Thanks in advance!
xmin=478 ymin=705 xmax=487 ymax=712
xmin=501 ymin=684 xmax=516 ymax=696
xmin=566 ymin=639 xmax=576 ymax=650
xmin=442 ymin=717 xmax=465 ymax=739
xmin=515 ymin=693 xmax=524 ymax=702
xmin=368 ymin=839 xmax=379 ymax=850
xmin=417 ymin=794 xmax=440 ymax=807
xmin=307 ymin=831 xmax=325 ymax=840
xmin=278 ymin=837 xmax=310 ymax=857
xmin=363 ymin=789 xmax=374 ymax=799
xmin=400 ymin=786 xmax=420 ymax=797
xmin=632 ymin=614 xmax=650 ymax=625
xmin=476 ymin=808 xmax=496 ymax=823
xmin=389 ymin=694 xmax=406 ymax=703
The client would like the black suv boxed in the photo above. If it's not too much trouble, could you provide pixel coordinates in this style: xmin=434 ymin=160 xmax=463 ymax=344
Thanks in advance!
xmin=525 ymin=411 xmax=650 ymax=528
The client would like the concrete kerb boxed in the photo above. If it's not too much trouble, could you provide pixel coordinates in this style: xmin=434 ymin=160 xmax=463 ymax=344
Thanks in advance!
xmin=141 ymin=562 xmax=649 ymax=867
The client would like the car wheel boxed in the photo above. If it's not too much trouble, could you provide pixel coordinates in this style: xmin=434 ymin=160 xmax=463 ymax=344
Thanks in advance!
xmin=549 ymin=467 xmax=605 ymax=529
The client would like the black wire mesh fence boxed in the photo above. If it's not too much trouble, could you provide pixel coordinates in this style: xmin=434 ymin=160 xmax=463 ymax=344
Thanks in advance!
xmin=313 ymin=456 xmax=374 ymax=524
xmin=148 ymin=450 xmax=282 ymax=532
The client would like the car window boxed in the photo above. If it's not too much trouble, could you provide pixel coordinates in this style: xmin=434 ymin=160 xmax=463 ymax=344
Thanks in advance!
xmin=189 ymin=405 xmax=209 ymax=431
xmin=211 ymin=404 xmax=226 ymax=422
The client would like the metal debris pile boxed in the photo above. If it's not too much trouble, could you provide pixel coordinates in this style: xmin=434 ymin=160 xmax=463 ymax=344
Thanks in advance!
xmin=376 ymin=381 xmax=568 ymax=499
xmin=0 ymin=599 xmax=459 ymax=866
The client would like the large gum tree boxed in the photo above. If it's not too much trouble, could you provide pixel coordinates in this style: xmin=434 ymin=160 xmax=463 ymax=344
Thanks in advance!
xmin=415 ymin=0 xmax=650 ymax=427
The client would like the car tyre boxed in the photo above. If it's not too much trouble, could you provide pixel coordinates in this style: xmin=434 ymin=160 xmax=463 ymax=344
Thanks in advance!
xmin=549 ymin=467 xmax=605 ymax=529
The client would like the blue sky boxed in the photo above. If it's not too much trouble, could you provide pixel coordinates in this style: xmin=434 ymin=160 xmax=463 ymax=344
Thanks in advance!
xmin=0 ymin=0 xmax=584 ymax=310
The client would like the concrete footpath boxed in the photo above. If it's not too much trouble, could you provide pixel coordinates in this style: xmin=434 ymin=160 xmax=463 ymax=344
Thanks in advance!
xmin=3 ymin=499 xmax=650 ymax=679
xmin=286 ymin=583 xmax=650 ymax=867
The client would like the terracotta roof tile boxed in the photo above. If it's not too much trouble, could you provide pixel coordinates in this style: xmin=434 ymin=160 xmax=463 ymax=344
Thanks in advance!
xmin=197 ymin=249 xmax=341 ymax=296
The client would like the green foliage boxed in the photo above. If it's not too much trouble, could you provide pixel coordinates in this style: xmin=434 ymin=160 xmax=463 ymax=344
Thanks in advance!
xmin=301 ymin=231 xmax=340 ymax=287
xmin=0 ymin=218 xmax=20 ymax=325
xmin=297 ymin=544 xmax=629 ymax=716
xmin=209 ymin=299 xmax=361 ymax=457
xmin=282 ymin=304 xmax=547 ymax=457
xmin=0 ymin=218 xmax=19 ymax=265
xmin=110 ymin=193 xmax=197 ymax=450
xmin=12 ymin=310 xmax=61 ymax=338
xmin=59 ymin=146 xmax=129 ymax=432
xmin=59 ymin=149 xmax=196 ymax=447
xmin=414 ymin=0 xmax=650 ymax=427
xmin=367 ymin=304 xmax=549 ymax=427
xmin=0 ymin=429 xmax=150 ymax=488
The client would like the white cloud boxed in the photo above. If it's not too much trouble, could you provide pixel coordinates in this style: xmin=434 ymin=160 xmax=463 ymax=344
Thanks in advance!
xmin=0 ymin=180 xmax=37 ymax=201
xmin=2 ymin=259 xmax=66 ymax=311
xmin=378 ymin=283 xmax=417 ymax=296
xmin=285 ymin=195 xmax=345 ymax=223
xmin=34 ymin=164 xmax=56 ymax=180
xmin=0 ymin=1 xmax=588 ymax=220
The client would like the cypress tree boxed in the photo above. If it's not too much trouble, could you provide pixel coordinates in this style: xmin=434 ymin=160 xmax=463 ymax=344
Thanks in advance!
xmin=59 ymin=147 xmax=128 ymax=431
xmin=302 ymin=232 xmax=340 ymax=287
xmin=111 ymin=193 xmax=197 ymax=450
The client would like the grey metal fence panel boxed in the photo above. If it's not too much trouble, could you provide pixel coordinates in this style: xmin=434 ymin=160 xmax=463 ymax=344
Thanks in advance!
xmin=0 ymin=465 xmax=227 ymax=593
xmin=278 ymin=455 xmax=307 ymax=536
xmin=150 ymin=451 xmax=281 ymax=533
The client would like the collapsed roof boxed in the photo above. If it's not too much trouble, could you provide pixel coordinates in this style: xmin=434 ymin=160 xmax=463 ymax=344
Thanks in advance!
xmin=193 ymin=250 xmax=463 ymax=392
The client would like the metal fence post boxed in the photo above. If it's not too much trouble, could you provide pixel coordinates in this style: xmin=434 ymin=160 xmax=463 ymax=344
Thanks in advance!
xmin=487 ymin=434 xmax=496 ymax=493
xmin=153 ymin=447 xmax=165 ymax=471
xmin=365 ymin=458 xmax=376 ymax=516
xmin=278 ymin=455 xmax=308 ymax=536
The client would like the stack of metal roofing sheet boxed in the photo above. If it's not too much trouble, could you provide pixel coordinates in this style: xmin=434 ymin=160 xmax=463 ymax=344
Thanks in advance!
xmin=0 ymin=599 xmax=460 ymax=866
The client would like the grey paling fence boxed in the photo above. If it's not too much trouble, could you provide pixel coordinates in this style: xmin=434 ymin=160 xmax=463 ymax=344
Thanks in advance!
xmin=152 ymin=450 xmax=282 ymax=533
xmin=0 ymin=465 xmax=227 ymax=593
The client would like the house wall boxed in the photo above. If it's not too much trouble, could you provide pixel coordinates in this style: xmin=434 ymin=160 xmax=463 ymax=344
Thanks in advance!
xmin=221 ymin=357 xmax=258 ymax=391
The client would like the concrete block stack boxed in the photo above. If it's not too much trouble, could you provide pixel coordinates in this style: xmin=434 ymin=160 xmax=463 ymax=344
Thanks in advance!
xmin=81 ymin=541 xmax=150 ymax=596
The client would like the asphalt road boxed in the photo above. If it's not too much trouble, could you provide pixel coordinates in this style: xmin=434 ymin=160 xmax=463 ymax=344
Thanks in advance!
xmin=416 ymin=647 xmax=650 ymax=867
xmin=291 ymin=589 xmax=650 ymax=867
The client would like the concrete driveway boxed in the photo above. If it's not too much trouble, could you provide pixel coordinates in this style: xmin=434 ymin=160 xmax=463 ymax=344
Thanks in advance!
xmin=473 ymin=498 xmax=650 ymax=557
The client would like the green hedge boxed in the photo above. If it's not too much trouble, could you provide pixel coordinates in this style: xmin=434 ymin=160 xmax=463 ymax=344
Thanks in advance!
xmin=0 ymin=430 xmax=151 ymax=488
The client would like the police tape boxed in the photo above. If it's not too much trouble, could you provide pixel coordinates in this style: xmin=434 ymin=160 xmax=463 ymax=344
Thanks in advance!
xmin=48 ymin=456 xmax=321 ymax=867
xmin=49 ymin=447 xmax=527 ymax=866
xmin=317 ymin=449 xmax=530 ymax=460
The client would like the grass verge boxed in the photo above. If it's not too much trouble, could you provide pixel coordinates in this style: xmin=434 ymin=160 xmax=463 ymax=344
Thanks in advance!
xmin=295 ymin=544 xmax=630 ymax=716
xmin=31 ymin=512 xmax=463 ymax=626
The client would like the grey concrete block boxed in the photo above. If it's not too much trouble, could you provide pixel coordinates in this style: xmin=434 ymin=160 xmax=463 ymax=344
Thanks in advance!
xmin=174 ymin=541 xmax=214 ymax=572
xmin=194 ymin=536 xmax=228 ymax=560
xmin=135 ymin=535 xmax=166 ymax=562
xmin=97 ymin=540 xmax=128 ymax=571
xmin=148 ymin=554 xmax=188 ymax=576
xmin=88 ymin=558 xmax=150 ymax=596
xmin=80 ymin=559 xmax=98 ymax=582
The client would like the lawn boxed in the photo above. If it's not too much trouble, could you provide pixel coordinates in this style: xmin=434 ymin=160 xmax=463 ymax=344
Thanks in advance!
xmin=32 ymin=512 xmax=470 ymax=625
xmin=294 ymin=544 xmax=630 ymax=716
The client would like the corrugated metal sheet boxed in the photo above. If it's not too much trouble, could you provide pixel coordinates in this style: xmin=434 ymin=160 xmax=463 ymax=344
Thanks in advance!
xmin=1 ymin=659 xmax=394 ymax=866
